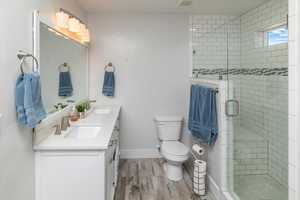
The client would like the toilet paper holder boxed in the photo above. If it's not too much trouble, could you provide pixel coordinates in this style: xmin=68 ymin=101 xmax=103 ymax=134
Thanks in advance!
xmin=191 ymin=144 xmax=205 ymax=158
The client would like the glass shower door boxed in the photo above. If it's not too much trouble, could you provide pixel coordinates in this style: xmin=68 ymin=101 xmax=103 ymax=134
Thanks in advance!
xmin=226 ymin=5 xmax=289 ymax=200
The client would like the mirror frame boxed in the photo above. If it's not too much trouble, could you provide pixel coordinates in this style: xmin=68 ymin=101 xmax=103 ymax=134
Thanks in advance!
xmin=32 ymin=10 xmax=89 ymax=121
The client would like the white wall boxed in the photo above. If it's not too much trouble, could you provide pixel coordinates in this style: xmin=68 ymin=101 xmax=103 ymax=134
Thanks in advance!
xmin=88 ymin=13 xmax=190 ymax=157
xmin=0 ymin=1 xmax=86 ymax=200
xmin=288 ymin=0 xmax=299 ymax=199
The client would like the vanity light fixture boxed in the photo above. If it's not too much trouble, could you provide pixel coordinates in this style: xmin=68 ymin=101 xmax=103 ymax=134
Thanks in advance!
xmin=55 ymin=8 xmax=90 ymax=43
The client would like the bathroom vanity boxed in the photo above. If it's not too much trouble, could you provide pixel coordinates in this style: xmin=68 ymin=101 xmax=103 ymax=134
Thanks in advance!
xmin=34 ymin=105 xmax=121 ymax=200
xmin=32 ymin=12 xmax=120 ymax=200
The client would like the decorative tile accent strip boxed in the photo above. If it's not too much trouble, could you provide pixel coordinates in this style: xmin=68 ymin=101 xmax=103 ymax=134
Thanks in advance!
xmin=193 ymin=67 xmax=288 ymax=76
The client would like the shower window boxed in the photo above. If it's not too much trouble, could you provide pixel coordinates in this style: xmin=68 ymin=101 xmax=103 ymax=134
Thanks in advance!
xmin=267 ymin=26 xmax=288 ymax=46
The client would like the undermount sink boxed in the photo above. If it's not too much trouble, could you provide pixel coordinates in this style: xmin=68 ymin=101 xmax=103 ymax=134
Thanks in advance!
xmin=94 ymin=108 xmax=111 ymax=114
xmin=66 ymin=127 xmax=102 ymax=139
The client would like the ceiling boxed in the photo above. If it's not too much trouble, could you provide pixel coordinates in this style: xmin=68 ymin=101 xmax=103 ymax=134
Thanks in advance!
xmin=76 ymin=0 xmax=269 ymax=15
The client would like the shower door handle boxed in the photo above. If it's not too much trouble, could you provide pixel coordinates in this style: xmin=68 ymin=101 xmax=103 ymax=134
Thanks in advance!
xmin=225 ymin=99 xmax=239 ymax=117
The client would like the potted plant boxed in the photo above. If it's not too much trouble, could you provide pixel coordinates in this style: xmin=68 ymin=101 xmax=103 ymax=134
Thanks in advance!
xmin=76 ymin=104 xmax=87 ymax=119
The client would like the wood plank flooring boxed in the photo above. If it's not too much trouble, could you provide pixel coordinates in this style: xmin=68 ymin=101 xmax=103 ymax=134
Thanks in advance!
xmin=114 ymin=159 xmax=207 ymax=200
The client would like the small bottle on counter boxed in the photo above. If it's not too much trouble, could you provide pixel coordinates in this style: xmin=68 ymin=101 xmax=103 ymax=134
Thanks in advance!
xmin=69 ymin=106 xmax=79 ymax=122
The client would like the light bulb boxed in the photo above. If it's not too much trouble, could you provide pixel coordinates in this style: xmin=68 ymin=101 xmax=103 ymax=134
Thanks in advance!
xmin=56 ymin=11 xmax=69 ymax=28
xmin=82 ymin=28 xmax=90 ymax=42
xmin=78 ymin=23 xmax=86 ymax=36
xmin=69 ymin=18 xmax=80 ymax=33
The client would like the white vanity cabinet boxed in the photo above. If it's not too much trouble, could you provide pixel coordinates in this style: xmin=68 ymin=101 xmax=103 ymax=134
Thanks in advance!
xmin=34 ymin=106 xmax=121 ymax=200
xmin=105 ymin=129 xmax=120 ymax=200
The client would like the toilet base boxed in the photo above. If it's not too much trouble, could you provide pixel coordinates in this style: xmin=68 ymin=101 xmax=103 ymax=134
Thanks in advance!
xmin=163 ymin=162 xmax=183 ymax=181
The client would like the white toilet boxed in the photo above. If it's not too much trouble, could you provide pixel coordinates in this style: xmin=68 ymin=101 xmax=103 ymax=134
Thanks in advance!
xmin=154 ymin=115 xmax=189 ymax=181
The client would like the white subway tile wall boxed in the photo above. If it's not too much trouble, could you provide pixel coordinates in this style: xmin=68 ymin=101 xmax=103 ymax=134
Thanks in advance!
xmin=191 ymin=15 xmax=240 ymax=72
xmin=234 ymin=130 xmax=269 ymax=176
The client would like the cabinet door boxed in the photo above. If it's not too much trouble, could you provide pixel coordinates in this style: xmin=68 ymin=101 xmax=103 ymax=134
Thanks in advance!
xmin=36 ymin=151 xmax=105 ymax=200
xmin=105 ymin=143 xmax=115 ymax=200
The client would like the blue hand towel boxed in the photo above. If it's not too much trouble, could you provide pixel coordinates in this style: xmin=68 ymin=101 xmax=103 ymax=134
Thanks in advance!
xmin=16 ymin=72 xmax=47 ymax=128
xmin=102 ymin=71 xmax=115 ymax=97
xmin=16 ymin=75 xmax=26 ymax=125
xmin=59 ymin=71 xmax=73 ymax=97
xmin=188 ymin=85 xmax=218 ymax=145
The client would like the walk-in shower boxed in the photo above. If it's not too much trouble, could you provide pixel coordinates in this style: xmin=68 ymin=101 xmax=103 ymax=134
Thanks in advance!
xmin=191 ymin=0 xmax=289 ymax=199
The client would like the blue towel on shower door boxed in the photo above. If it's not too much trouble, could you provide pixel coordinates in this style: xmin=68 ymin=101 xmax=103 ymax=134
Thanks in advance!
xmin=188 ymin=85 xmax=218 ymax=145
xmin=59 ymin=71 xmax=73 ymax=97
xmin=15 ymin=72 xmax=47 ymax=128
xmin=102 ymin=71 xmax=115 ymax=97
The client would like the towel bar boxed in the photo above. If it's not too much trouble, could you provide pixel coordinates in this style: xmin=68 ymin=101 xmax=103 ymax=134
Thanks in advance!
xmin=104 ymin=62 xmax=115 ymax=72
xmin=58 ymin=63 xmax=70 ymax=72
xmin=17 ymin=50 xmax=39 ymax=74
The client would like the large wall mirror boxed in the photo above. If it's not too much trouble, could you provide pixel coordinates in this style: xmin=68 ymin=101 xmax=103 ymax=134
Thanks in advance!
xmin=34 ymin=17 xmax=88 ymax=115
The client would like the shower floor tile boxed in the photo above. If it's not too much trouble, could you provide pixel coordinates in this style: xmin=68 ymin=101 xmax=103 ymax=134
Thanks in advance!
xmin=234 ymin=175 xmax=288 ymax=200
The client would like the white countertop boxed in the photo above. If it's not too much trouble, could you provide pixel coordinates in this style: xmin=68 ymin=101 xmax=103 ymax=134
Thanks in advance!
xmin=34 ymin=105 xmax=121 ymax=151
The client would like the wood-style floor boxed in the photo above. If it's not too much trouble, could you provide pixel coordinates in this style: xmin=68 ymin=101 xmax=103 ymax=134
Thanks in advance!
xmin=114 ymin=159 xmax=207 ymax=200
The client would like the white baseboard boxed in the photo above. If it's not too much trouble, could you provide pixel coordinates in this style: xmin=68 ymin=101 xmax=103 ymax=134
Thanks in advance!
xmin=120 ymin=148 xmax=161 ymax=159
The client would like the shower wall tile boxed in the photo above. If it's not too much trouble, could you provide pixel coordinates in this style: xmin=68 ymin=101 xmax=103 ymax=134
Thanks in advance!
xmin=234 ymin=140 xmax=268 ymax=176
xmin=241 ymin=0 xmax=288 ymax=70
xmin=191 ymin=15 xmax=240 ymax=73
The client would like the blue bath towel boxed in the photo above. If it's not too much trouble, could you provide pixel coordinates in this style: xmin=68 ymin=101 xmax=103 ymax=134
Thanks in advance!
xmin=16 ymin=72 xmax=47 ymax=128
xmin=188 ymin=85 xmax=218 ymax=145
xmin=102 ymin=71 xmax=115 ymax=97
xmin=59 ymin=71 xmax=73 ymax=97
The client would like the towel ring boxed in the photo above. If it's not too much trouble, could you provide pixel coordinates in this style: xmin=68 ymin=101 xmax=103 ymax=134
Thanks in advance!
xmin=17 ymin=50 xmax=39 ymax=75
xmin=104 ymin=62 xmax=115 ymax=72
xmin=58 ymin=63 xmax=70 ymax=72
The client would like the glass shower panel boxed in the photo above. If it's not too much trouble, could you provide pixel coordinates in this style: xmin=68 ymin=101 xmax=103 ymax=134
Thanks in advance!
xmin=191 ymin=16 xmax=229 ymax=80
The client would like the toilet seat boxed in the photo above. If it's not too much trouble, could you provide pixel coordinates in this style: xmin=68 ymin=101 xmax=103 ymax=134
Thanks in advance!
xmin=161 ymin=141 xmax=189 ymax=162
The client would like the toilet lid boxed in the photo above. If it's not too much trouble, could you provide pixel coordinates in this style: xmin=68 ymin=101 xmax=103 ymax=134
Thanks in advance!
xmin=154 ymin=115 xmax=183 ymax=122
xmin=161 ymin=141 xmax=189 ymax=156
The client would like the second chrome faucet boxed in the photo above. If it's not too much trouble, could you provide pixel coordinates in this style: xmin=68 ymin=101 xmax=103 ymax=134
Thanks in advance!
xmin=53 ymin=116 xmax=70 ymax=135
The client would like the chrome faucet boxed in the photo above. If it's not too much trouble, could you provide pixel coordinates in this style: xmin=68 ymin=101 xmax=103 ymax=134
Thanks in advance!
xmin=61 ymin=116 xmax=70 ymax=131
xmin=86 ymin=100 xmax=96 ymax=111
xmin=53 ymin=124 xmax=61 ymax=135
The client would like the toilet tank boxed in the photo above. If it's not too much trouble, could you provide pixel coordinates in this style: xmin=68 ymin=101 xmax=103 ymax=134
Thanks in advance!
xmin=154 ymin=115 xmax=183 ymax=141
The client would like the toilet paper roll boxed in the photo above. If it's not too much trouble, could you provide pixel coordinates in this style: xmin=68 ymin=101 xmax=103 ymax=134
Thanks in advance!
xmin=192 ymin=144 xmax=205 ymax=156
xmin=193 ymin=176 xmax=206 ymax=184
xmin=194 ymin=160 xmax=207 ymax=173
xmin=194 ymin=170 xmax=206 ymax=177
xmin=193 ymin=183 xmax=205 ymax=190
xmin=193 ymin=188 xmax=206 ymax=196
